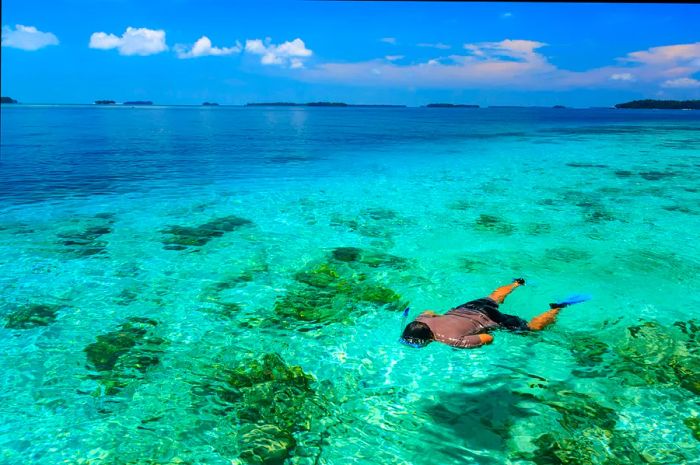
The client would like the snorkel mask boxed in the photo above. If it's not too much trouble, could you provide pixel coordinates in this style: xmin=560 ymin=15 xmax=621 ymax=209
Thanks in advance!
xmin=399 ymin=337 xmax=430 ymax=349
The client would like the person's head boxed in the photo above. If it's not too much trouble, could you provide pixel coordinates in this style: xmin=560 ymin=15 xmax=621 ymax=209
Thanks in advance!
xmin=400 ymin=321 xmax=434 ymax=348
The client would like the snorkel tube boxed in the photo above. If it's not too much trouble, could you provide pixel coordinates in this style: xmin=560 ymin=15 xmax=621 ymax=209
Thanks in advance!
xmin=399 ymin=307 xmax=410 ymax=330
xmin=398 ymin=307 xmax=427 ymax=348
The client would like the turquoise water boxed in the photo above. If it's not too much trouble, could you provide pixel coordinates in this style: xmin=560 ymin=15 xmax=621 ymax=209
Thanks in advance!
xmin=1 ymin=106 xmax=699 ymax=465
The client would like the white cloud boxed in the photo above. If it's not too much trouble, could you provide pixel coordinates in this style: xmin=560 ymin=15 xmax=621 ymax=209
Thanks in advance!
xmin=302 ymin=38 xmax=555 ymax=89
xmin=244 ymin=37 xmax=312 ymax=68
xmin=380 ymin=37 xmax=397 ymax=45
xmin=610 ymin=73 xmax=635 ymax=81
xmin=463 ymin=39 xmax=547 ymax=60
xmin=89 ymin=27 xmax=167 ymax=56
xmin=298 ymin=40 xmax=700 ymax=93
xmin=1 ymin=24 xmax=58 ymax=50
xmin=385 ymin=55 xmax=404 ymax=61
xmin=661 ymin=77 xmax=700 ymax=88
xmin=175 ymin=36 xmax=241 ymax=59
xmin=502 ymin=12 xmax=513 ymax=18
xmin=624 ymin=43 xmax=700 ymax=66
xmin=417 ymin=42 xmax=451 ymax=50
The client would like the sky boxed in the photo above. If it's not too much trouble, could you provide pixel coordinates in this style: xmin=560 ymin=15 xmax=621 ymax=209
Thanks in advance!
xmin=1 ymin=1 xmax=699 ymax=107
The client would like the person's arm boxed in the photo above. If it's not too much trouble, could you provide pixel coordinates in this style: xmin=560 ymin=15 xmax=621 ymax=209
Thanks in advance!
xmin=448 ymin=333 xmax=494 ymax=349
xmin=489 ymin=278 xmax=525 ymax=304
xmin=528 ymin=305 xmax=563 ymax=331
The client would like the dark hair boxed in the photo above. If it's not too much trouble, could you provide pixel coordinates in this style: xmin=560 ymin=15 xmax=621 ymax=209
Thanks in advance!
xmin=400 ymin=321 xmax=434 ymax=347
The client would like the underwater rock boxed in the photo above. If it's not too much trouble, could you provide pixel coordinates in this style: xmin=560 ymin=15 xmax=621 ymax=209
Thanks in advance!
xmin=525 ymin=223 xmax=552 ymax=236
xmin=84 ymin=317 xmax=167 ymax=395
xmin=331 ymin=247 xmax=362 ymax=262
xmin=275 ymin=261 xmax=406 ymax=325
xmin=614 ymin=170 xmax=634 ymax=178
xmin=662 ymin=205 xmax=695 ymax=214
xmin=517 ymin=432 xmax=605 ymax=465
xmin=459 ymin=257 xmax=487 ymax=272
xmin=581 ymin=320 xmax=700 ymax=395
xmin=544 ymin=390 xmax=617 ymax=431
xmin=329 ymin=216 xmax=392 ymax=239
xmin=193 ymin=353 xmax=327 ymax=464
xmin=198 ymin=301 xmax=242 ymax=320
xmin=57 ymin=217 xmax=114 ymax=257
xmin=206 ymin=261 xmax=270 ymax=296
xmin=114 ymin=288 xmax=138 ymax=306
xmin=161 ymin=215 xmax=253 ymax=249
xmin=330 ymin=208 xmax=411 ymax=241
xmin=684 ymin=416 xmax=700 ymax=441
xmin=358 ymin=250 xmax=410 ymax=270
xmin=639 ymin=171 xmax=676 ymax=181
xmin=511 ymin=387 xmax=634 ymax=465
xmin=669 ymin=355 xmax=700 ymax=395
xmin=566 ymin=162 xmax=609 ymax=168
xmin=583 ymin=209 xmax=616 ymax=223
xmin=361 ymin=207 xmax=398 ymax=221
xmin=544 ymin=247 xmax=592 ymax=263
xmin=330 ymin=247 xmax=409 ymax=270
xmin=568 ymin=334 xmax=610 ymax=367
xmin=238 ymin=423 xmax=296 ymax=465
xmin=447 ymin=199 xmax=472 ymax=211
xmin=474 ymin=214 xmax=516 ymax=235
xmin=4 ymin=303 xmax=61 ymax=329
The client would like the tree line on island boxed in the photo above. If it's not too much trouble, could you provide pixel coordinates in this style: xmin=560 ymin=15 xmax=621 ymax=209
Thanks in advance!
xmin=614 ymin=99 xmax=700 ymax=110
xmin=2 ymin=97 xmax=699 ymax=110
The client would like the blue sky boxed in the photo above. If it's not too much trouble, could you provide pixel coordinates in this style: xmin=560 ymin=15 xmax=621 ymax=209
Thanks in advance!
xmin=2 ymin=1 xmax=699 ymax=106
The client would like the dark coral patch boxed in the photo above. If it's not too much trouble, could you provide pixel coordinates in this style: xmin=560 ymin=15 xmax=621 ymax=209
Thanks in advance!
xmin=192 ymin=352 xmax=329 ymax=464
xmin=474 ymin=214 xmax=516 ymax=235
xmin=568 ymin=320 xmax=700 ymax=396
xmin=447 ymin=200 xmax=472 ymax=211
xmin=566 ymin=162 xmax=609 ymax=168
xmin=275 ymin=261 xmax=406 ymax=325
xmin=545 ymin=247 xmax=592 ymax=262
xmin=361 ymin=207 xmax=398 ymax=221
xmin=329 ymin=247 xmax=410 ymax=270
xmin=83 ymin=317 xmax=167 ymax=395
xmin=614 ymin=170 xmax=634 ymax=178
xmin=662 ymin=205 xmax=695 ymax=214
xmin=331 ymin=247 xmax=362 ymax=262
xmin=162 ymin=215 xmax=253 ymax=249
xmin=57 ymin=220 xmax=114 ymax=257
xmin=4 ymin=303 xmax=61 ymax=329
xmin=685 ymin=417 xmax=700 ymax=441
xmin=639 ymin=170 xmax=677 ymax=181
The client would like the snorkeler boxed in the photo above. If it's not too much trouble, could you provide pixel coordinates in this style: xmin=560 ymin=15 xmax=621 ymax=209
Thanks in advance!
xmin=400 ymin=278 xmax=574 ymax=349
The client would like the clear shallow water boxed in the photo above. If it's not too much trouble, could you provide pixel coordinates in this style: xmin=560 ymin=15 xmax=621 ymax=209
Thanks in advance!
xmin=1 ymin=106 xmax=699 ymax=465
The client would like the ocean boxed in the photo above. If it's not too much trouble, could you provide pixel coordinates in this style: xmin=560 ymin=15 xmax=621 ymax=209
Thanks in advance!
xmin=1 ymin=105 xmax=699 ymax=465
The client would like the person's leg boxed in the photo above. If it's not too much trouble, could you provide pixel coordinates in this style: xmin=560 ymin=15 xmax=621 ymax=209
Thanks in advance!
xmin=488 ymin=278 xmax=525 ymax=304
xmin=529 ymin=306 xmax=561 ymax=331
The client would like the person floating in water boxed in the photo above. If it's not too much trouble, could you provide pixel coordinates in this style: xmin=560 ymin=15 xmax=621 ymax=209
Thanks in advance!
xmin=400 ymin=278 xmax=568 ymax=349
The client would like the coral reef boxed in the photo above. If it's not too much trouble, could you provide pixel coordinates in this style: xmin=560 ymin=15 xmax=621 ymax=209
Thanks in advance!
xmin=84 ymin=317 xmax=167 ymax=396
xmin=161 ymin=215 xmax=253 ymax=250
xmin=4 ymin=303 xmax=61 ymax=329
xmin=192 ymin=353 xmax=330 ymax=464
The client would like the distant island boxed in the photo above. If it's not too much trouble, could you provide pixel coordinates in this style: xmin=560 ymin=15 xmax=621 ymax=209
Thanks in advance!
xmin=553 ymin=105 xmax=567 ymax=109
xmin=202 ymin=102 xmax=219 ymax=106
xmin=95 ymin=100 xmax=116 ymax=105
xmin=123 ymin=101 xmax=153 ymax=106
xmin=1 ymin=96 xmax=18 ymax=104
xmin=425 ymin=103 xmax=479 ymax=108
xmin=246 ymin=102 xmax=406 ymax=108
xmin=615 ymin=99 xmax=700 ymax=110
